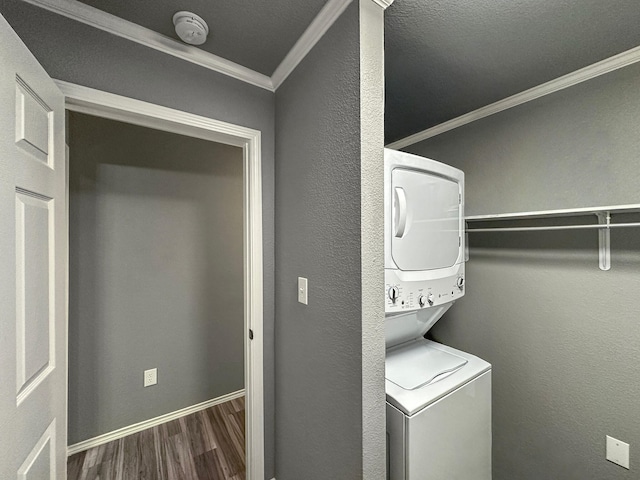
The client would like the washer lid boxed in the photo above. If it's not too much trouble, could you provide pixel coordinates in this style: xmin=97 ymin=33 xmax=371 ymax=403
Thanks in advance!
xmin=386 ymin=340 xmax=467 ymax=390
xmin=385 ymin=340 xmax=492 ymax=416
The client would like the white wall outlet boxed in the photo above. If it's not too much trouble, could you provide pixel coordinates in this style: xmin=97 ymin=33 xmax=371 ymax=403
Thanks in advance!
xmin=144 ymin=368 xmax=157 ymax=387
xmin=606 ymin=435 xmax=629 ymax=469
xmin=298 ymin=277 xmax=308 ymax=305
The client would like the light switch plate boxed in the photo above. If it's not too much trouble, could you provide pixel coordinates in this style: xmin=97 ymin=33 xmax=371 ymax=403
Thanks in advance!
xmin=298 ymin=277 xmax=308 ymax=305
xmin=606 ymin=435 xmax=629 ymax=469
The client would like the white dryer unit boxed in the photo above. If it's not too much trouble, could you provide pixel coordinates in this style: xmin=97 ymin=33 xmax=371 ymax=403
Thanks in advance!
xmin=384 ymin=148 xmax=466 ymax=316
xmin=383 ymin=149 xmax=491 ymax=480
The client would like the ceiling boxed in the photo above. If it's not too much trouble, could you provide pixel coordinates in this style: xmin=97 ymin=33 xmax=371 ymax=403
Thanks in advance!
xmin=22 ymin=0 xmax=640 ymax=144
xmin=77 ymin=0 xmax=328 ymax=76
xmin=384 ymin=0 xmax=640 ymax=143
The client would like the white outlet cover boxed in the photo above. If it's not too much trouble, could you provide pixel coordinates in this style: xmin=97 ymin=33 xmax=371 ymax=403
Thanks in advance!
xmin=144 ymin=368 xmax=157 ymax=387
xmin=606 ymin=435 xmax=629 ymax=469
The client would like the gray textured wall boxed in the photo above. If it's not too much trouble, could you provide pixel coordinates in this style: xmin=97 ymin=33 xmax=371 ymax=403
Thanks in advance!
xmin=274 ymin=1 xmax=383 ymax=478
xmin=0 ymin=3 xmax=276 ymax=477
xmin=359 ymin=1 xmax=387 ymax=478
xmin=406 ymin=62 xmax=640 ymax=479
xmin=68 ymin=112 xmax=244 ymax=443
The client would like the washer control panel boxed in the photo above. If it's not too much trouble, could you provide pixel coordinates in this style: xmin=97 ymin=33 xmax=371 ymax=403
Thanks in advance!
xmin=385 ymin=270 xmax=465 ymax=313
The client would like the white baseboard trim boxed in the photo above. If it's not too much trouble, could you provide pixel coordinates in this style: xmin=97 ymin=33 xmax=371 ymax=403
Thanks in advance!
xmin=386 ymin=43 xmax=640 ymax=150
xmin=67 ymin=389 xmax=245 ymax=456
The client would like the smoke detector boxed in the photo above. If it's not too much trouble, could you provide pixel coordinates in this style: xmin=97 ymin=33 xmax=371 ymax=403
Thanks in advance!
xmin=173 ymin=11 xmax=209 ymax=46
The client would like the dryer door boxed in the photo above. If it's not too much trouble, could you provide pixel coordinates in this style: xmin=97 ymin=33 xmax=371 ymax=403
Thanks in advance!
xmin=391 ymin=167 xmax=461 ymax=271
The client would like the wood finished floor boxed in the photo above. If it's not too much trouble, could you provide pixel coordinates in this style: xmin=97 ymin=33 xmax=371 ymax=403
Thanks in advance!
xmin=67 ymin=397 xmax=246 ymax=480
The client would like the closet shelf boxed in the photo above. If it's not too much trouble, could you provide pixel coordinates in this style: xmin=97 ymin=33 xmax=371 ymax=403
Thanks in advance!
xmin=465 ymin=203 xmax=640 ymax=222
xmin=464 ymin=203 xmax=640 ymax=271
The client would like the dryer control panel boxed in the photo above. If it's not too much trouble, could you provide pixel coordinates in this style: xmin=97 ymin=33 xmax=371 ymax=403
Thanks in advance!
xmin=385 ymin=269 xmax=464 ymax=314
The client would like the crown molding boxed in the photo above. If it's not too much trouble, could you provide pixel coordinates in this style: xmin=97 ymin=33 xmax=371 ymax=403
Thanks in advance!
xmin=21 ymin=0 xmax=274 ymax=91
xmin=23 ymin=0 xmax=387 ymax=92
xmin=271 ymin=0 xmax=353 ymax=89
xmin=386 ymin=44 xmax=640 ymax=150
xmin=370 ymin=0 xmax=394 ymax=9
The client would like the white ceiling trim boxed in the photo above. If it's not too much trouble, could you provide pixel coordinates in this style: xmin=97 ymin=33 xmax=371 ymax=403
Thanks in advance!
xmin=21 ymin=0 xmax=274 ymax=91
xmin=271 ymin=0 xmax=353 ymax=89
xmin=387 ymin=43 xmax=640 ymax=150
xmin=21 ymin=0 xmax=362 ymax=93
xmin=370 ymin=0 xmax=394 ymax=9
xmin=22 ymin=0 xmax=375 ymax=93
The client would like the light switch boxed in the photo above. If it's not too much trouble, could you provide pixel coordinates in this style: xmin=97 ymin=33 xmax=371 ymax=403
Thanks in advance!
xmin=298 ymin=277 xmax=308 ymax=305
xmin=606 ymin=435 xmax=629 ymax=469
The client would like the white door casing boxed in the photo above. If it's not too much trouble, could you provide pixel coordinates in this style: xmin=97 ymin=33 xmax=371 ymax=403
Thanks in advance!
xmin=57 ymin=82 xmax=265 ymax=478
xmin=0 ymin=13 xmax=67 ymax=480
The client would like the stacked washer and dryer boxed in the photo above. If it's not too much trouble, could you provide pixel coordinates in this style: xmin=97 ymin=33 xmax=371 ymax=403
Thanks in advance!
xmin=384 ymin=149 xmax=492 ymax=480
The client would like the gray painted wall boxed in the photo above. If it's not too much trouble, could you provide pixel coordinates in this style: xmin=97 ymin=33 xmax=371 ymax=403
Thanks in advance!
xmin=359 ymin=1 xmax=387 ymax=478
xmin=0 ymin=2 xmax=276 ymax=477
xmin=406 ymin=62 xmax=640 ymax=479
xmin=274 ymin=1 xmax=385 ymax=478
xmin=68 ymin=112 xmax=244 ymax=443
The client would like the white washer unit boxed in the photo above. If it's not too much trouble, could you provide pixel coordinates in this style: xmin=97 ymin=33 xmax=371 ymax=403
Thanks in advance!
xmin=384 ymin=149 xmax=491 ymax=480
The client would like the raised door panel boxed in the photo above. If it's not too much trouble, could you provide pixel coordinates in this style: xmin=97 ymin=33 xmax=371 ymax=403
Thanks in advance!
xmin=17 ymin=420 xmax=56 ymax=480
xmin=15 ymin=191 xmax=54 ymax=404
xmin=15 ymin=77 xmax=53 ymax=167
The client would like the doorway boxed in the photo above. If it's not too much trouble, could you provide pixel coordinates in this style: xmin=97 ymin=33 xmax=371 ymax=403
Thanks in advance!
xmin=59 ymin=82 xmax=265 ymax=479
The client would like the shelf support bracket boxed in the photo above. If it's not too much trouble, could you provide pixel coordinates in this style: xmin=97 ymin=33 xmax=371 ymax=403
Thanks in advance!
xmin=596 ymin=212 xmax=611 ymax=271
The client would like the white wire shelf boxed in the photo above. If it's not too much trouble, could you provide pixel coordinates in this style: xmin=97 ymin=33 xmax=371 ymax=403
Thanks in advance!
xmin=465 ymin=203 xmax=640 ymax=271
xmin=466 ymin=203 xmax=640 ymax=221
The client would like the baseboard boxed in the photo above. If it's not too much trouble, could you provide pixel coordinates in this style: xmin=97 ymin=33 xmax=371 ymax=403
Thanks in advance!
xmin=67 ymin=389 xmax=245 ymax=456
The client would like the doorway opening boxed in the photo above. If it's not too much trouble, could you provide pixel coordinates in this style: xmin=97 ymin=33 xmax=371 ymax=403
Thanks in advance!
xmin=59 ymin=82 xmax=264 ymax=480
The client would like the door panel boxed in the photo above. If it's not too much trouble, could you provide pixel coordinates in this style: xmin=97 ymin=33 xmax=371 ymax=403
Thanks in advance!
xmin=15 ymin=77 xmax=53 ymax=166
xmin=17 ymin=420 xmax=56 ymax=480
xmin=15 ymin=191 xmax=54 ymax=403
xmin=0 ymin=13 xmax=66 ymax=480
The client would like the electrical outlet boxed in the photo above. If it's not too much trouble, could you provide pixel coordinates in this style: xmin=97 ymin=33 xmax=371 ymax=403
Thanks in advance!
xmin=144 ymin=368 xmax=157 ymax=387
xmin=606 ymin=435 xmax=629 ymax=469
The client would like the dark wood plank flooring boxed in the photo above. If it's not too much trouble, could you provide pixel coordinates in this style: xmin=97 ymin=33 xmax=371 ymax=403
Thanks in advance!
xmin=68 ymin=397 xmax=246 ymax=480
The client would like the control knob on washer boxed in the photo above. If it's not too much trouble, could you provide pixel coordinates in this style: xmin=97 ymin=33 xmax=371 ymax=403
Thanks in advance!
xmin=418 ymin=295 xmax=427 ymax=307
xmin=457 ymin=277 xmax=465 ymax=290
xmin=425 ymin=292 xmax=434 ymax=306
xmin=388 ymin=286 xmax=400 ymax=303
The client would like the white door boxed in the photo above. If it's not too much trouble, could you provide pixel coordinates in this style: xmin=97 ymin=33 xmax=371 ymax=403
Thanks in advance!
xmin=0 ymin=14 xmax=67 ymax=480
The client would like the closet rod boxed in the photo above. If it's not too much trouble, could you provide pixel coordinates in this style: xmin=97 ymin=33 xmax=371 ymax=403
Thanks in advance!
xmin=467 ymin=222 xmax=640 ymax=233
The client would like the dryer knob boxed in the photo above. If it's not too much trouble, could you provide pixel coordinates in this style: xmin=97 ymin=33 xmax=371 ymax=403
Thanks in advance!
xmin=457 ymin=277 xmax=465 ymax=290
xmin=388 ymin=286 xmax=400 ymax=303
xmin=418 ymin=295 xmax=426 ymax=307
xmin=427 ymin=293 xmax=434 ymax=306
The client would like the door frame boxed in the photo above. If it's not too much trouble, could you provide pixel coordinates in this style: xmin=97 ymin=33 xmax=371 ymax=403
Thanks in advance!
xmin=57 ymin=80 xmax=265 ymax=478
